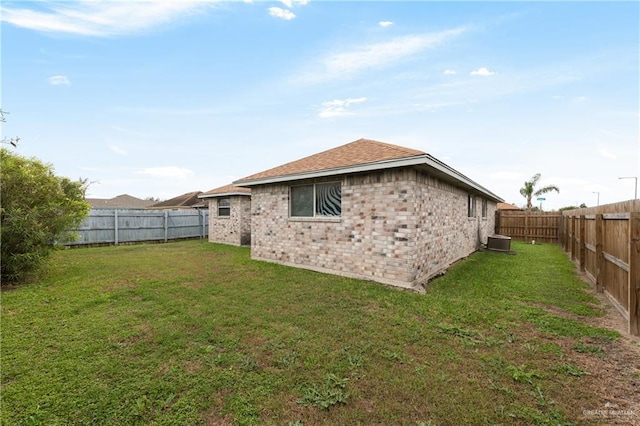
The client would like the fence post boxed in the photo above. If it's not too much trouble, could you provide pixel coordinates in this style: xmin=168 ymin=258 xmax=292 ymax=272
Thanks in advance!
xmin=558 ymin=216 xmax=564 ymax=246
xmin=558 ymin=212 xmax=567 ymax=252
xmin=565 ymin=215 xmax=569 ymax=252
xmin=114 ymin=209 xmax=119 ymax=245
xmin=628 ymin=212 xmax=640 ymax=336
xmin=579 ymin=215 xmax=586 ymax=272
xmin=201 ymin=209 xmax=206 ymax=240
xmin=164 ymin=210 xmax=169 ymax=243
xmin=571 ymin=216 xmax=576 ymax=262
xmin=595 ymin=214 xmax=604 ymax=293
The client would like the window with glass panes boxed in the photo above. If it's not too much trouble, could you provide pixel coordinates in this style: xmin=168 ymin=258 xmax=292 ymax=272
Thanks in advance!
xmin=467 ymin=195 xmax=476 ymax=218
xmin=218 ymin=198 xmax=230 ymax=217
xmin=290 ymin=182 xmax=341 ymax=218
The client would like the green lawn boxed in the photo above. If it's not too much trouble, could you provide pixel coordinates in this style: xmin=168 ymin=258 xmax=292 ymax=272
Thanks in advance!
xmin=1 ymin=241 xmax=626 ymax=425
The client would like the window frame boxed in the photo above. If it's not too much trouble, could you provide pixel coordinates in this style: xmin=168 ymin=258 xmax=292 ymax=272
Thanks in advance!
xmin=481 ymin=198 xmax=488 ymax=218
xmin=218 ymin=197 xmax=231 ymax=217
xmin=467 ymin=194 xmax=476 ymax=218
xmin=290 ymin=181 xmax=342 ymax=219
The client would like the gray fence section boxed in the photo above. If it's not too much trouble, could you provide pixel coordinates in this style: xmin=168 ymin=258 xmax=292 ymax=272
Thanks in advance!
xmin=66 ymin=209 xmax=209 ymax=246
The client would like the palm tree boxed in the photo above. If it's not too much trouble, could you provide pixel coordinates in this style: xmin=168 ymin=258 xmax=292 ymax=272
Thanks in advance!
xmin=520 ymin=173 xmax=560 ymax=209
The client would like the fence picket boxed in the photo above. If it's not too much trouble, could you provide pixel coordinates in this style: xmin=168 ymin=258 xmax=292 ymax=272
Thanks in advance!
xmin=629 ymin=212 xmax=640 ymax=335
xmin=67 ymin=208 xmax=209 ymax=246
xmin=495 ymin=200 xmax=639 ymax=336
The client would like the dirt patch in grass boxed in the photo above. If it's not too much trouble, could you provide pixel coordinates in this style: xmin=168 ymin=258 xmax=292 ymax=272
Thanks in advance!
xmin=532 ymin=275 xmax=640 ymax=424
xmin=493 ymin=309 xmax=640 ymax=424
xmin=201 ymin=389 xmax=235 ymax=426
xmin=182 ymin=280 xmax=204 ymax=290
xmin=101 ymin=278 xmax=140 ymax=293
xmin=201 ymin=408 xmax=234 ymax=426
xmin=577 ymin=303 xmax=640 ymax=424
xmin=183 ymin=360 xmax=203 ymax=374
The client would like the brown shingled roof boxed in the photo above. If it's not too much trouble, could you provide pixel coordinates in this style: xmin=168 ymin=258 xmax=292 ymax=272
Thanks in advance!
xmin=497 ymin=202 xmax=521 ymax=211
xmin=148 ymin=191 xmax=203 ymax=209
xmin=235 ymin=138 xmax=425 ymax=183
xmin=200 ymin=184 xmax=251 ymax=198
xmin=86 ymin=194 xmax=155 ymax=209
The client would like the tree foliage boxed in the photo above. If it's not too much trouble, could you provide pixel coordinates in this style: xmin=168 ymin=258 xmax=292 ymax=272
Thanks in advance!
xmin=0 ymin=109 xmax=20 ymax=147
xmin=559 ymin=203 xmax=587 ymax=212
xmin=1 ymin=149 xmax=90 ymax=283
xmin=519 ymin=173 xmax=560 ymax=210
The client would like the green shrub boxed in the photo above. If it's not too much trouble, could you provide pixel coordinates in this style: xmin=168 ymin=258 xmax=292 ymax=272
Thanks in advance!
xmin=1 ymin=148 xmax=90 ymax=283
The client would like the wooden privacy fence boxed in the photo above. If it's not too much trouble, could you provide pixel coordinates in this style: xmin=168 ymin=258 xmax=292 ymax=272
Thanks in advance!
xmin=494 ymin=210 xmax=561 ymax=243
xmin=66 ymin=208 xmax=209 ymax=246
xmin=562 ymin=200 xmax=640 ymax=336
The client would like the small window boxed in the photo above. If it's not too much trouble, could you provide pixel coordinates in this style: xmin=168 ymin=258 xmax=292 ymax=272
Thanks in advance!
xmin=291 ymin=185 xmax=314 ymax=217
xmin=291 ymin=182 xmax=341 ymax=218
xmin=467 ymin=195 xmax=476 ymax=218
xmin=481 ymin=199 xmax=488 ymax=218
xmin=218 ymin=198 xmax=230 ymax=217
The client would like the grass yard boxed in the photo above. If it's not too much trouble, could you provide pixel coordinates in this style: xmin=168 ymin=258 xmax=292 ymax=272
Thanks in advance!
xmin=2 ymin=240 xmax=639 ymax=425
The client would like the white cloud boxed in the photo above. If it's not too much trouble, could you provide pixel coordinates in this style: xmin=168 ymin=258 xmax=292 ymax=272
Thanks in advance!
xmin=298 ymin=27 xmax=466 ymax=83
xmin=379 ymin=21 xmax=393 ymax=27
xmin=318 ymin=97 xmax=367 ymax=118
xmin=109 ymin=145 xmax=128 ymax=156
xmin=268 ymin=7 xmax=295 ymax=20
xmin=599 ymin=149 xmax=616 ymax=159
xmin=470 ymin=67 xmax=495 ymax=76
xmin=443 ymin=69 xmax=457 ymax=75
xmin=279 ymin=0 xmax=309 ymax=7
xmin=48 ymin=75 xmax=70 ymax=85
xmin=0 ymin=1 xmax=218 ymax=36
xmin=136 ymin=167 xmax=195 ymax=179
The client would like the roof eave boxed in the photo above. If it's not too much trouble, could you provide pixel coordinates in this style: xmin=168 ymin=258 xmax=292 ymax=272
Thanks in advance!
xmin=233 ymin=155 xmax=503 ymax=203
xmin=198 ymin=191 xmax=251 ymax=199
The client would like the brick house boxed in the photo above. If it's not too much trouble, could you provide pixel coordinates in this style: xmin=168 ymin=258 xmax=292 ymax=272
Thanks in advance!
xmin=233 ymin=138 xmax=503 ymax=292
xmin=199 ymin=184 xmax=251 ymax=246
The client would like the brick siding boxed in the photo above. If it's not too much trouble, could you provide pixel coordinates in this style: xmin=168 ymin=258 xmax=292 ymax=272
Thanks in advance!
xmin=250 ymin=167 xmax=496 ymax=291
xmin=208 ymin=195 xmax=251 ymax=246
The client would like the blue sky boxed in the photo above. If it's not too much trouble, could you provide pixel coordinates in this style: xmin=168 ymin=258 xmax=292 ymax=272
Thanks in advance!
xmin=2 ymin=1 xmax=638 ymax=209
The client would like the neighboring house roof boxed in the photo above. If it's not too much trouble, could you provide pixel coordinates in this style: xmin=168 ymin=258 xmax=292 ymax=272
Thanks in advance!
xmin=234 ymin=138 xmax=504 ymax=202
xmin=148 ymin=191 xmax=204 ymax=209
xmin=86 ymin=194 xmax=155 ymax=209
xmin=199 ymin=184 xmax=251 ymax=199
xmin=497 ymin=202 xmax=521 ymax=210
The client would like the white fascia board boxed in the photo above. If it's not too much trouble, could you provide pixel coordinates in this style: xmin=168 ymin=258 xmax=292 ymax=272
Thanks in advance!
xmin=198 ymin=192 xmax=250 ymax=199
xmin=234 ymin=155 xmax=504 ymax=202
